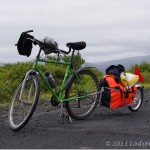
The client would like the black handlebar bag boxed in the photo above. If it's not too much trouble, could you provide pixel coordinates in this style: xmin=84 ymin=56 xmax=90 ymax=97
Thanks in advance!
xmin=16 ymin=33 xmax=33 ymax=57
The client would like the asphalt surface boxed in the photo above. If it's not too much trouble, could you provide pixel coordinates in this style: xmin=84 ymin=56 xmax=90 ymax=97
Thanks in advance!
xmin=0 ymin=89 xmax=150 ymax=149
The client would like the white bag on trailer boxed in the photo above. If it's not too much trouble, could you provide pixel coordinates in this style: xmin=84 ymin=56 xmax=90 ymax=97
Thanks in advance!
xmin=120 ymin=72 xmax=139 ymax=89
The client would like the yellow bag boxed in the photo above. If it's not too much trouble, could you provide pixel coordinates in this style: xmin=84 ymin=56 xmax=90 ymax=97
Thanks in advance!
xmin=120 ymin=72 xmax=139 ymax=89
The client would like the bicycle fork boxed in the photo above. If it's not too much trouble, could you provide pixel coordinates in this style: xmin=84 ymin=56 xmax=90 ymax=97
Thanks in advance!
xmin=19 ymin=69 xmax=36 ymax=102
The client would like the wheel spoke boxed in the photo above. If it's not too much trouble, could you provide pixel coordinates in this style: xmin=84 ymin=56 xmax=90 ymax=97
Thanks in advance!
xmin=65 ymin=70 xmax=99 ymax=119
xmin=128 ymin=87 xmax=143 ymax=112
xmin=9 ymin=75 xmax=40 ymax=130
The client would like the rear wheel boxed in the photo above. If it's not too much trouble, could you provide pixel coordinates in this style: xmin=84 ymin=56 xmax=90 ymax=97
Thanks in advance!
xmin=128 ymin=87 xmax=143 ymax=112
xmin=65 ymin=69 xmax=100 ymax=120
xmin=8 ymin=75 xmax=40 ymax=131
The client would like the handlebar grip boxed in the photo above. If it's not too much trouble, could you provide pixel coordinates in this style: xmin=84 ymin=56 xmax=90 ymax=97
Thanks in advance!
xmin=59 ymin=48 xmax=71 ymax=55
xmin=24 ymin=30 xmax=33 ymax=34
xmin=60 ymin=49 xmax=69 ymax=54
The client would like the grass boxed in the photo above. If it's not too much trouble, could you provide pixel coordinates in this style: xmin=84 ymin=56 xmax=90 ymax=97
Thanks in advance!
xmin=0 ymin=61 xmax=149 ymax=107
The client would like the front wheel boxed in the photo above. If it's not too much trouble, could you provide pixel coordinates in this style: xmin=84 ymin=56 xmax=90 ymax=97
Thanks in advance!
xmin=8 ymin=75 xmax=40 ymax=131
xmin=65 ymin=69 xmax=100 ymax=120
xmin=128 ymin=87 xmax=143 ymax=112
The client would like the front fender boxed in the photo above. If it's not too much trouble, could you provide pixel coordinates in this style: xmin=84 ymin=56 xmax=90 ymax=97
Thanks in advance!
xmin=64 ymin=67 xmax=96 ymax=90
xmin=21 ymin=69 xmax=39 ymax=81
xmin=135 ymin=84 xmax=144 ymax=90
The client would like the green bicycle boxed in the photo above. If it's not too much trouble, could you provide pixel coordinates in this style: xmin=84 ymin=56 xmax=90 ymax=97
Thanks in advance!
xmin=8 ymin=30 xmax=100 ymax=131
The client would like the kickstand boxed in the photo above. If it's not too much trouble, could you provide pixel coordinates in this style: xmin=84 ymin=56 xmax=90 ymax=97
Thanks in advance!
xmin=60 ymin=102 xmax=72 ymax=124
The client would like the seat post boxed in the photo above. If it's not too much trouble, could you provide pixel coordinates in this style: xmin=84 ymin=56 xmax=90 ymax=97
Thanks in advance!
xmin=70 ymin=49 xmax=75 ymax=64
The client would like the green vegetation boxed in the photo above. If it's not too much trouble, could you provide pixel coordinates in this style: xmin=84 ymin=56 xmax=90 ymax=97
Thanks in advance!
xmin=0 ymin=62 xmax=33 ymax=106
xmin=0 ymin=54 xmax=149 ymax=107
xmin=0 ymin=53 xmax=102 ymax=106
xmin=129 ymin=62 xmax=150 ymax=88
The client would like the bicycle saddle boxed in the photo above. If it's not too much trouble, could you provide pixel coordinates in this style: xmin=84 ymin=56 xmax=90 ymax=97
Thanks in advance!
xmin=66 ymin=41 xmax=86 ymax=50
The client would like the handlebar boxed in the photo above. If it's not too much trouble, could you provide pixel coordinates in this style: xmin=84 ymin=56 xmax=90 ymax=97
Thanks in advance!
xmin=26 ymin=34 xmax=34 ymax=39
xmin=59 ymin=48 xmax=71 ymax=55
xmin=23 ymin=30 xmax=33 ymax=34
xmin=32 ymin=38 xmax=72 ymax=55
xmin=21 ymin=30 xmax=72 ymax=55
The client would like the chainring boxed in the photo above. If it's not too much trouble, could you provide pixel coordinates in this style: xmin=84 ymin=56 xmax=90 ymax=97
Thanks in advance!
xmin=51 ymin=95 xmax=60 ymax=106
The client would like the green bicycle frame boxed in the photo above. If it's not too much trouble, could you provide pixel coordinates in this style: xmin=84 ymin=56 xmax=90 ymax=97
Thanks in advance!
xmin=31 ymin=49 xmax=87 ymax=103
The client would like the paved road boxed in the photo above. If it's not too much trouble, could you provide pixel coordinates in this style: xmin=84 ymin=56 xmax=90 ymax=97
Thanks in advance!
xmin=0 ymin=89 xmax=150 ymax=149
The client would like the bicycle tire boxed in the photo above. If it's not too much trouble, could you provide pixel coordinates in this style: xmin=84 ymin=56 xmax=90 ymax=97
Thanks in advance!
xmin=8 ymin=75 xmax=40 ymax=131
xmin=65 ymin=69 xmax=100 ymax=120
xmin=128 ymin=87 xmax=143 ymax=112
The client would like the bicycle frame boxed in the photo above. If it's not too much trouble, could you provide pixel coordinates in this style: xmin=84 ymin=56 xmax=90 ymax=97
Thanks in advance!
xmin=23 ymin=48 xmax=89 ymax=103
xmin=9 ymin=30 xmax=103 ymax=131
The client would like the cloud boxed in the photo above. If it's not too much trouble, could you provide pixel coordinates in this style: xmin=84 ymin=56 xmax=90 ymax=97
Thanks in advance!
xmin=0 ymin=0 xmax=150 ymax=63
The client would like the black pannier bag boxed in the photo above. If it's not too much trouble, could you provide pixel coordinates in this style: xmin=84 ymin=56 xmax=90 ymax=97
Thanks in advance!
xmin=106 ymin=64 xmax=125 ymax=83
xmin=16 ymin=33 xmax=33 ymax=57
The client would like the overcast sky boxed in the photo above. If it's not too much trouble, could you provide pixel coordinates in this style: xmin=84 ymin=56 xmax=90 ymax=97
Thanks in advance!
xmin=0 ymin=0 xmax=150 ymax=63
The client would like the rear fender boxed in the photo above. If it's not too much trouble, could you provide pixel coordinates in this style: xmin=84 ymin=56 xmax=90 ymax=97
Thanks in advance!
xmin=135 ymin=84 xmax=144 ymax=90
